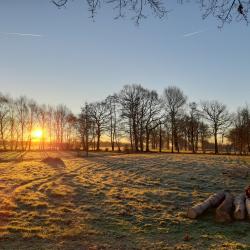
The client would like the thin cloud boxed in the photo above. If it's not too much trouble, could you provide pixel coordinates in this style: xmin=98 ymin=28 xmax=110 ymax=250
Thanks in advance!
xmin=0 ymin=32 xmax=43 ymax=37
xmin=183 ymin=30 xmax=204 ymax=38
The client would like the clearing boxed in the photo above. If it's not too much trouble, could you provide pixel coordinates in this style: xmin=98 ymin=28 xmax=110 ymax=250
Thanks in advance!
xmin=0 ymin=151 xmax=249 ymax=249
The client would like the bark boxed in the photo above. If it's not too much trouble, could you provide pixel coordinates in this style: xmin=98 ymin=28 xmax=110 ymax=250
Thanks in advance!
xmin=215 ymin=192 xmax=233 ymax=222
xmin=246 ymin=198 xmax=250 ymax=219
xmin=171 ymin=117 xmax=174 ymax=153
xmin=159 ymin=123 xmax=162 ymax=152
xmin=146 ymin=129 xmax=150 ymax=152
xmin=233 ymin=194 xmax=246 ymax=220
xmin=214 ymin=132 xmax=218 ymax=154
xmin=97 ymin=126 xmax=101 ymax=151
xmin=187 ymin=191 xmax=225 ymax=219
xmin=245 ymin=185 xmax=250 ymax=198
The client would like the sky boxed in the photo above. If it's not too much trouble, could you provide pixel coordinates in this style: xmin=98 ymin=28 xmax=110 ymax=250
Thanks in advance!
xmin=0 ymin=0 xmax=249 ymax=113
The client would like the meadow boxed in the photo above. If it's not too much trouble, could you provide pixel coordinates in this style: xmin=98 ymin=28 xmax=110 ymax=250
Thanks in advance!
xmin=0 ymin=151 xmax=249 ymax=249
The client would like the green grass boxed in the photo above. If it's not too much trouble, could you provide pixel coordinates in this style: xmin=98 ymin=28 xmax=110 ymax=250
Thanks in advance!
xmin=0 ymin=151 xmax=249 ymax=249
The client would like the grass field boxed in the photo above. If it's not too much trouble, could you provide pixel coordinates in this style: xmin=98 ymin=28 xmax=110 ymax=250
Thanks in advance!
xmin=0 ymin=151 xmax=250 ymax=250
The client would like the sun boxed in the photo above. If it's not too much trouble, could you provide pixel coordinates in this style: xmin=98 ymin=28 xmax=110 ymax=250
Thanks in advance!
xmin=32 ymin=129 xmax=43 ymax=139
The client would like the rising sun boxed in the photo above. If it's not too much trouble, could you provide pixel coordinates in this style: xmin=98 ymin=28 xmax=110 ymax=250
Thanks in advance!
xmin=32 ymin=129 xmax=43 ymax=139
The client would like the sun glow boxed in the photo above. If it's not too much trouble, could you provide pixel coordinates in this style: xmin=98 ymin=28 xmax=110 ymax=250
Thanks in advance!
xmin=32 ymin=129 xmax=43 ymax=140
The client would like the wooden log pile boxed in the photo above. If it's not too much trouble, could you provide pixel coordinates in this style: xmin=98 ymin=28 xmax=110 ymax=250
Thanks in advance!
xmin=233 ymin=194 xmax=245 ymax=220
xmin=187 ymin=191 xmax=225 ymax=219
xmin=187 ymin=186 xmax=250 ymax=222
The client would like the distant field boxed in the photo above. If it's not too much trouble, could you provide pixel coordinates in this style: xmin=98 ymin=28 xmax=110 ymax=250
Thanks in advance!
xmin=0 ymin=151 xmax=250 ymax=249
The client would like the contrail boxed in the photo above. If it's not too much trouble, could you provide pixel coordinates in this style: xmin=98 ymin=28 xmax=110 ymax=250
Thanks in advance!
xmin=183 ymin=30 xmax=204 ymax=38
xmin=0 ymin=32 xmax=43 ymax=37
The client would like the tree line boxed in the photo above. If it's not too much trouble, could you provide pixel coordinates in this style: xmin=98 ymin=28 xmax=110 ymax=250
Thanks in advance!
xmin=0 ymin=84 xmax=249 ymax=154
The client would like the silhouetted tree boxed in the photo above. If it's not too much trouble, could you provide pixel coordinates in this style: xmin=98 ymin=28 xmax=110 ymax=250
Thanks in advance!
xmin=89 ymin=101 xmax=109 ymax=151
xmin=52 ymin=0 xmax=249 ymax=26
xmin=187 ymin=102 xmax=200 ymax=153
xmin=27 ymin=100 xmax=38 ymax=150
xmin=142 ymin=90 xmax=162 ymax=152
xmin=8 ymin=98 xmax=16 ymax=150
xmin=229 ymin=106 xmax=250 ymax=154
xmin=78 ymin=103 xmax=92 ymax=156
xmin=198 ymin=121 xmax=210 ymax=153
xmin=0 ymin=93 xmax=10 ymax=150
xmin=106 ymin=95 xmax=119 ymax=151
xmin=119 ymin=84 xmax=143 ymax=151
xmin=65 ymin=113 xmax=78 ymax=149
xmin=201 ymin=100 xmax=231 ymax=154
xmin=163 ymin=86 xmax=187 ymax=153
xmin=16 ymin=96 xmax=29 ymax=150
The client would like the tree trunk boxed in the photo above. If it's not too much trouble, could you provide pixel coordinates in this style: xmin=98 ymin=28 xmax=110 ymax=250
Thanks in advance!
xmin=0 ymin=121 xmax=6 ymax=150
xmin=233 ymin=194 xmax=246 ymax=220
xmin=159 ymin=123 xmax=162 ymax=153
xmin=97 ymin=126 xmax=101 ymax=151
xmin=187 ymin=191 xmax=225 ymax=219
xmin=214 ymin=131 xmax=218 ymax=154
xmin=191 ymin=128 xmax=195 ymax=153
xmin=140 ymin=132 xmax=144 ymax=152
xmin=171 ymin=118 xmax=174 ymax=153
xmin=215 ymin=192 xmax=233 ymax=222
xmin=146 ymin=129 xmax=150 ymax=152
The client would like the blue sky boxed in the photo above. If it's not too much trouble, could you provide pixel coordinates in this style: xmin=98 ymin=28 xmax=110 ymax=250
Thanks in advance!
xmin=0 ymin=0 xmax=249 ymax=113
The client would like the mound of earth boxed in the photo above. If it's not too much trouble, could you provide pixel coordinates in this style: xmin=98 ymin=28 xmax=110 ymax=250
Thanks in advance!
xmin=42 ymin=157 xmax=65 ymax=167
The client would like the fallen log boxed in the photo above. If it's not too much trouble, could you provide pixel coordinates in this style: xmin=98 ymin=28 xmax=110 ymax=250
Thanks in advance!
xmin=245 ymin=185 xmax=250 ymax=198
xmin=233 ymin=194 xmax=245 ymax=220
xmin=187 ymin=191 xmax=225 ymax=219
xmin=215 ymin=192 xmax=233 ymax=222
xmin=246 ymin=198 xmax=250 ymax=219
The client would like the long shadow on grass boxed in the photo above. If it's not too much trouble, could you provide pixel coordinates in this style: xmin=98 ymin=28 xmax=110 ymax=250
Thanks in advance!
xmin=83 ymin=153 xmax=250 ymax=249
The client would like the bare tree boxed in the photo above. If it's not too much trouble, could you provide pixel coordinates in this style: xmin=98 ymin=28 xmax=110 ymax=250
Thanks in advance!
xmin=78 ymin=103 xmax=92 ymax=156
xmin=143 ymin=90 xmax=162 ymax=152
xmin=8 ymin=98 xmax=17 ymax=150
xmin=27 ymin=100 xmax=38 ymax=150
xmin=201 ymin=100 xmax=231 ymax=154
xmin=229 ymin=106 xmax=250 ymax=154
xmin=52 ymin=0 xmax=249 ymax=26
xmin=199 ymin=121 xmax=210 ymax=153
xmin=54 ymin=105 xmax=70 ymax=149
xmin=37 ymin=105 xmax=47 ymax=150
xmin=89 ymin=101 xmax=108 ymax=151
xmin=0 ymin=93 xmax=10 ymax=150
xmin=47 ymin=105 xmax=54 ymax=150
xmin=106 ymin=95 xmax=119 ymax=151
xmin=65 ymin=113 xmax=78 ymax=150
xmin=16 ymin=96 xmax=29 ymax=150
xmin=119 ymin=84 xmax=143 ymax=151
xmin=163 ymin=86 xmax=187 ymax=153
xmin=187 ymin=102 xmax=200 ymax=153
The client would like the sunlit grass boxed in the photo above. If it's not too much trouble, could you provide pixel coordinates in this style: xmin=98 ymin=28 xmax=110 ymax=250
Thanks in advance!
xmin=0 ymin=151 xmax=249 ymax=249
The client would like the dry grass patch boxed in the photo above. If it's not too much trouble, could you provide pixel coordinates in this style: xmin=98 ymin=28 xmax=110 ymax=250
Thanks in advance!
xmin=0 ymin=151 xmax=249 ymax=249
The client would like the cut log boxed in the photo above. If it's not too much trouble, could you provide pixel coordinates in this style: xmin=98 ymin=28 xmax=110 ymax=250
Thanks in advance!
xmin=246 ymin=198 xmax=250 ymax=219
xmin=245 ymin=185 xmax=250 ymax=198
xmin=233 ymin=194 xmax=245 ymax=220
xmin=215 ymin=192 xmax=233 ymax=222
xmin=187 ymin=191 xmax=225 ymax=219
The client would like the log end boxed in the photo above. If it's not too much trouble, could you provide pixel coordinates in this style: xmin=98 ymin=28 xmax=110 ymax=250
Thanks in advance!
xmin=187 ymin=208 xmax=198 ymax=219
xmin=245 ymin=198 xmax=250 ymax=219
